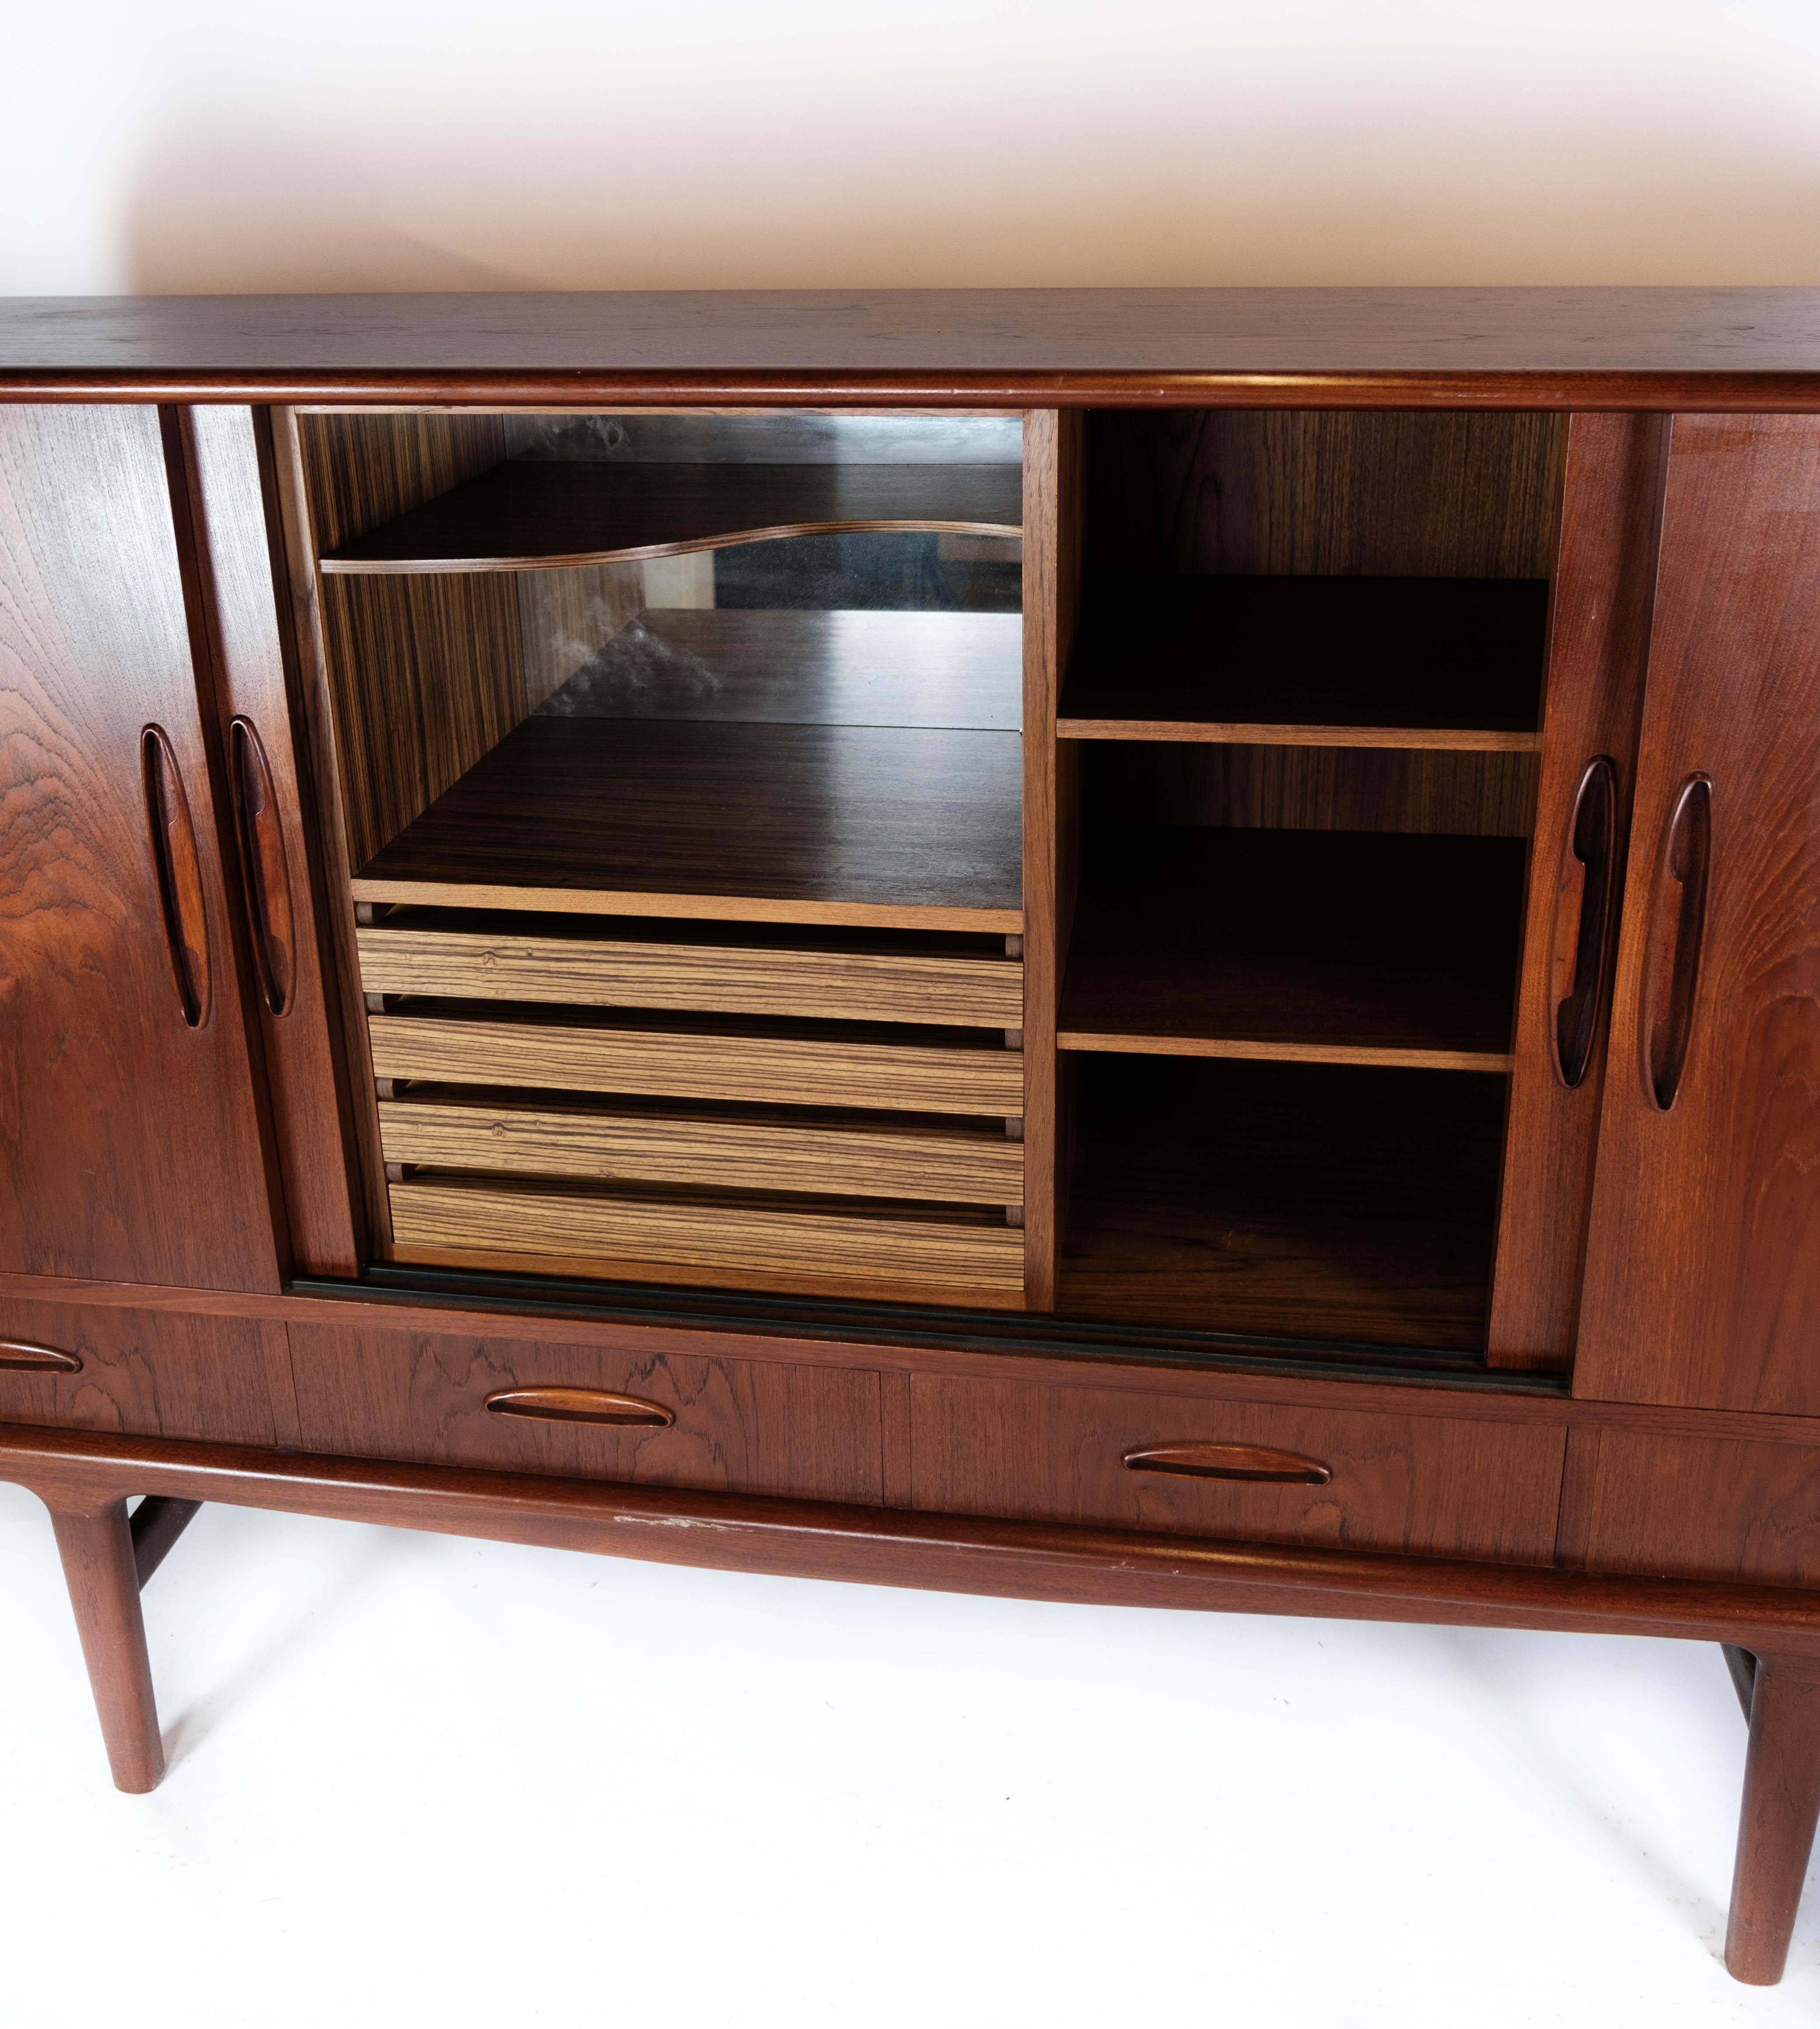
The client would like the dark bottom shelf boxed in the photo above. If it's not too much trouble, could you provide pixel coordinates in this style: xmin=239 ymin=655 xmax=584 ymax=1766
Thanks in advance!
xmin=1058 ymin=1056 xmax=1506 ymax=1351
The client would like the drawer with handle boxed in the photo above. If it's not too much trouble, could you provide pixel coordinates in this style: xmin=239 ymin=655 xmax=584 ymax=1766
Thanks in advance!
xmin=287 ymin=1321 xmax=885 ymax=1503
xmin=910 ymin=1376 xmax=1567 ymax=1564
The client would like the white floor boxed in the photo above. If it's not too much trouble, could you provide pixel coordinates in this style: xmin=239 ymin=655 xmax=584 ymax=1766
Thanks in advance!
xmin=2 ymin=1478 xmax=1816 ymax=2027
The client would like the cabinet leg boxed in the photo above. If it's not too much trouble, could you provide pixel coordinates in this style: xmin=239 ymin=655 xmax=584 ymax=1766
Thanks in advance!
xmin=49 ymin=1501 xmax=165 ymax=1794
xmin=1726 ymin=1651 xmax=1820 ymax=1984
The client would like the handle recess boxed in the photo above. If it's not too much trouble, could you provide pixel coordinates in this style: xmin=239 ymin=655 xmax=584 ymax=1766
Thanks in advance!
xmin=228 ymin=717 xmax=296 ymax=1017
xmin=140 ymin=724 xmax=211 ymax=1028
xmin=1551 ymin=756 xmax=1618 ymax=1089
xmin=485 ymin=1386 xmax=675 ymax=1427
xmin=1640 ymin=774 xmax=1713 ymax=1112
xmin=0 ymin=1339 xmax=82 ymax=1374
xmin=1123 ymin=1442 xmax=1332 ymax=1486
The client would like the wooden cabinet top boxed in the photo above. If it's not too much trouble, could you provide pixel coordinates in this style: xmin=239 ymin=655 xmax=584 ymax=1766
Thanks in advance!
xmin=4 ymin=287 xmax=1820 ymax=406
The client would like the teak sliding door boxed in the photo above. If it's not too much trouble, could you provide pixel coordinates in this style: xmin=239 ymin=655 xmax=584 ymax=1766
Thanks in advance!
xmin=0 ymin=406 xmax=283 ymax=1292
xmin=1575 ymin=414 xmax=1820 ymax=1413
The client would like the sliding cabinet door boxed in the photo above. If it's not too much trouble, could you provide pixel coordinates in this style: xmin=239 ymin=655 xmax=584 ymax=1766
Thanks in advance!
xmin=1575 ymin=415 xmax=1820 ymax=1412
xmin=0 ymin=406 xmax=283 ymax=1291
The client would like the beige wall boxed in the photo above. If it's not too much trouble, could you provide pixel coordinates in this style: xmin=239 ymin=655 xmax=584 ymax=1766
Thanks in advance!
xmin=5 ymin=0 xmax=1818 ymax=294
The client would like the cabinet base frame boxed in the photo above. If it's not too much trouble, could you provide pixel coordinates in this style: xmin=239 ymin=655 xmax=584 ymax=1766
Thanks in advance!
xmin=5 ymin=1418 xmax=1817 ymax=1985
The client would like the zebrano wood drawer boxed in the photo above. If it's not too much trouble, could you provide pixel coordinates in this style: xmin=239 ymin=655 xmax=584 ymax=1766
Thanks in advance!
xmin=287 ymin=1321 xmax=886 ymax=1504
xmin=910 ymin=1376 xmax=1568 ymax=1564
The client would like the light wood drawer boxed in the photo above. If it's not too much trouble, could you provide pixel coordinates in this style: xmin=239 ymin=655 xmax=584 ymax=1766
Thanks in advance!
xmin=378 ymin=1096 xmax=1024 ymax=1204
xmin=0 ymin=1302 xmax=287 ymax=1447
xmin=368 ymin=1012 xmax=1025 ymax=1116
xmin=388 ymin=1177 xmax=1027 ymax=1296
xmin=357 ymin=923 xmax=1022 ymax=1028
xmin=910 ymin=1376 xmax=1566 ymax=1564
xmin=287 ymin=1321 xmax=883 ymax=1502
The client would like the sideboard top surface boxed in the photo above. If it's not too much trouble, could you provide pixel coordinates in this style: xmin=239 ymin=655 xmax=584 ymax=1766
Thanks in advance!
xmin=4 ymin=287 xmax=1820 ymax=406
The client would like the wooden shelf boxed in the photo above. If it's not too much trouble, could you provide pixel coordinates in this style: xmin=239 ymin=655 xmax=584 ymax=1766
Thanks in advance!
xmin=354 ymin=718 xmax=1023 ymax=931
xmin=1060 ymin=1056 xmax=1504 ymax=1350
xmin=1058 ymin=829 xmax=1524 ymax=1071
xmin=323 ymin=462 xmax=1024 ymax=574
xmin=542 ymin=608 xmax=1022 ymax=729
xmin=1057 ymin=577 xmax=1548 ymax=749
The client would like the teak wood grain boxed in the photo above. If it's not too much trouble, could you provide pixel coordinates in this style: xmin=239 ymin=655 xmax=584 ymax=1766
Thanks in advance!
xmin=910 ymin=1375 xmax=1566 ymax=1563
xmin=322 ymin=460 xmax=1024 ymax=572
xmin=0 ymin=404 xmax=283 ymax=1291
xmin=387 ymin=1177 xmax=1027 ymax=1296
xmin=366 ymin=1008 xmax=1026 ymax=1115
xmin=1575 ymin=415 xmax=1820 ymax=1413
xmin=1486 ymin=414 xmax=1665 ymax=1371
xmin=285 ymin=1321 xmax=885 ymax=1502
xmin=1058 ymin=829 xmax=1524 ymax=1070
xmin=356 ymin=921 xmax=1023 ymax=1028
xmin=378 ymin=1095 xmax=1025 ymax=1203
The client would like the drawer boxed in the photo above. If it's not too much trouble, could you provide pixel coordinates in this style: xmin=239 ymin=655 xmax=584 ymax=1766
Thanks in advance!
xmin=1561 ymin=1429 xmax=1820 ymax=1588
xmin=0 ymin=1302 xmax=288 ymax=1447
xmin=910 ymin=1376 xmax=1567 ymax=1564
xmin=357 ymin=920 xmax=1023 ymax=1028
xmin=378 ymin=1096 xmax=1024 ymax=1205
xmin=368 ymin=1010 xmax=1025 ymax=1117
xmin=287 ymin=1322 xmax=885 ymax=1503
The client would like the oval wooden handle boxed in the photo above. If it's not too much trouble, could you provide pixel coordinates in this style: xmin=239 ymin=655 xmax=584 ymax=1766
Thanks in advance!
xmin=1551 ymin=755 xmax=1618 ymax=1089
xmin=228 ymin=717 xmax=296 ymax=1017
xmin=1640 ymin=774 xmax=1713 ymax=1112
xmin=484 ymin=1386 xmax=675 ymax=1427
xmin=140 ymin=724 xmax=211 ymax=1028
xmin=0 ymin=1339 xmax=83 ymax=1374
xmin=1123 ymin=1442 xmax=1332 ymax=1485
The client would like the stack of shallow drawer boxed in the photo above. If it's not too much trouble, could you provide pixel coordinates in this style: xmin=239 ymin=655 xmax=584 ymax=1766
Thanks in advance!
xmin=357 ymin=909 xmax=1027 ymax=1304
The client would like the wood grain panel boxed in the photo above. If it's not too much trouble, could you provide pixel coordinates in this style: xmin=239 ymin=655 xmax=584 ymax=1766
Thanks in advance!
xmin=176 ymin=405 xmax=365 ymax=1276
xmin=1086 ymin=410 xmax=1563 ymax=578
xmin=1576 ymin=416 xmax=1820 ymax=1413
xmin=0 ymin=404 xmax=282 ymax=1290
xmin=388 ymin=1177 xmax=1026 ymax=1294
xmin=378 ymin=1095 xmax=1025 ymax=1202
xmin=1486 ymin=415 xmax=1665 ymax=1371
xmin=368 ymin=1011 xmax=1025 ymax=1114
xmin=911 ymin=1375 xmax=1565 ymax=1564
xmin=1561 ymin=1429 xmax=1820 ymax=1588
xmin=286 ymin=1320 xmax=883 ymax=1501
xmin=322 ymin=461 xmax=1024 ymax=571
xmin=0 ymin=1300 xmax=284 ymax=1446
xmin=356 ymin=922 xmax=1024 ymax=1026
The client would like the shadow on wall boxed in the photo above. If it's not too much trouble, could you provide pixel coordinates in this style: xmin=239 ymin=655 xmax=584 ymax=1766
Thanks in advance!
xmin=122 ymin=108 xmax=1820 ymax=294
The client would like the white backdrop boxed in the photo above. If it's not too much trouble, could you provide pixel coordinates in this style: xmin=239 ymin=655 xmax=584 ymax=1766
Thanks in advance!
xmin=4 ymin=0 xmax=1819 ymax=295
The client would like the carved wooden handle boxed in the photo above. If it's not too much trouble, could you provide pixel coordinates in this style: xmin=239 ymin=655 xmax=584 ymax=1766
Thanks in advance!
xmin=1640 ymin=774 xmax=1713 ymax=1112
xmin=228 ymin=717 xmax=296 ymax=1017
xmin=1123 ymin=1442 xmax=1332 ymax=1485
xmin=140 ymin=724 xmax=211 ymax=1028
xmin=484 ymin=1387 xmax=674 ymax=1427
xmin=1552 ymin=755 xmax=1618 ymax=1089
xmin=0 ymin=1339 xmax=82 ymax=1374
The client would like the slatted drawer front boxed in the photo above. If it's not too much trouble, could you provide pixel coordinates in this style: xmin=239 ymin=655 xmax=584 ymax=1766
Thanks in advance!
xmin=910 ymin=1377 xmax=1567 ymax=1564
xmin=359 ymin=906 xmax=1027 ymax=1305
xmin=287 ymin=1321 xmax=884 ymax=1504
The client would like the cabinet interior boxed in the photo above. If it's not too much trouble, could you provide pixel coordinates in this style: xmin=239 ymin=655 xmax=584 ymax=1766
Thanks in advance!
xmin=290 ymin=402 xmax=1566 ymax=1358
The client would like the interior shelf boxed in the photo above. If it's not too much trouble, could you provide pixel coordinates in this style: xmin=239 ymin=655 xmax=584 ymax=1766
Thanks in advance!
xmin=1058 ymin=828 xmax=1525 ymax=1071
xmin=354 ymin=716 xmax=1024 ymax=931
xmin=1060 ymin=1056 xmax=1505 ymax=1349
xmin=544 ymin=608 xmax=1021 ymax=729
xmin=323 ymin=462 xmax=1025 ymax=574
xmin=1057 ymin=577 xmax=1548 ymax=749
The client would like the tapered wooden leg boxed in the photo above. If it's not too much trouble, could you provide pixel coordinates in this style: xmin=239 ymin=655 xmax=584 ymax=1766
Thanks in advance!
xmin=49 ymin=1501 xmax=165 ymax=1793
xmin=1726 ymin=1651 xmax=1820 ymax=1984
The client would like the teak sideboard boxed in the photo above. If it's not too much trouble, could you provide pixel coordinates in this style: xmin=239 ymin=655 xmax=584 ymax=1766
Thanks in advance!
xmin=5 ymin=287 xmax=1820 ymax=1983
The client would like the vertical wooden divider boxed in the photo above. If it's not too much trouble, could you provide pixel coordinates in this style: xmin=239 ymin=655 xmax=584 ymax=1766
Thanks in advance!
xmin=1022 ymin=409 xmax=1086 ymax=1309
xmin=1485 ymin=413 xmax=1667 ymax=1369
